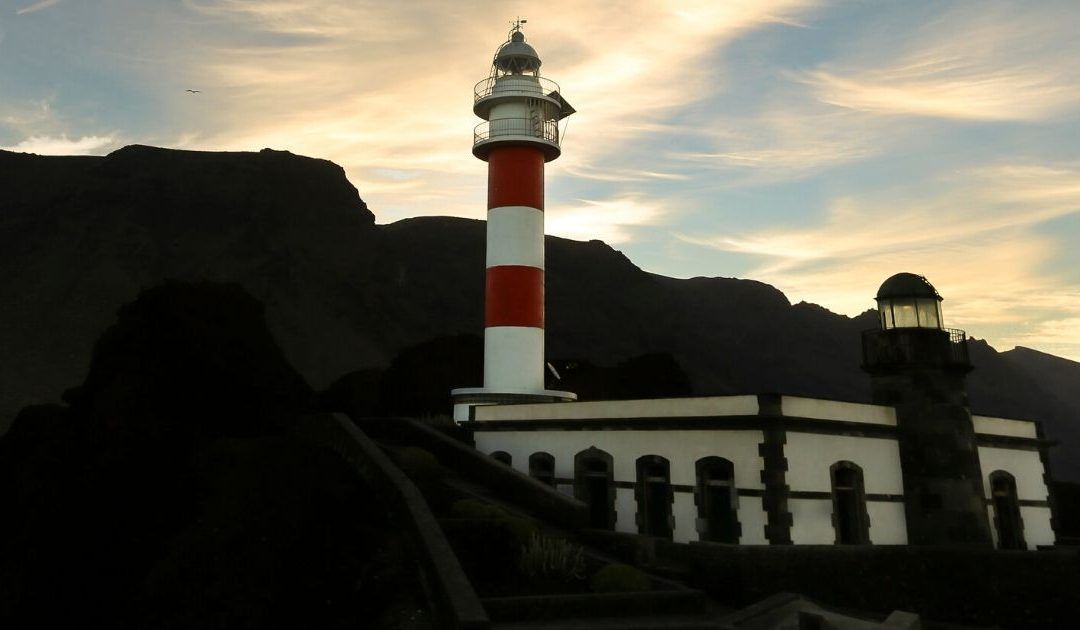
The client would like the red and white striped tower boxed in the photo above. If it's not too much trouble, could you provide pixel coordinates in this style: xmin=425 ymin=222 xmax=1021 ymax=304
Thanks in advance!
xmin=452 ymin=22 xmax=576 ymax=421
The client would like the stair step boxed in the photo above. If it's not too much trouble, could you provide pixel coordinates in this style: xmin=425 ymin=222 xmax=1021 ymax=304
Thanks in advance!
xmin=492 ymin=614 xmax=719 ymax=630
xmin=482 ymin=590 xmax=708 ymax=623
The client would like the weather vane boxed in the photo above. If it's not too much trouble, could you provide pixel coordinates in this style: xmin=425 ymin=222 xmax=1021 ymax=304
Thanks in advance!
xmin=511 ymin=17 xmax=527 ymax=33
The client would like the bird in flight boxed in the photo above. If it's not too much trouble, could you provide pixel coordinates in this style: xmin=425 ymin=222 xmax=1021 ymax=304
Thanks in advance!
xmin=185 ymin=89 xmax=201 ymax=94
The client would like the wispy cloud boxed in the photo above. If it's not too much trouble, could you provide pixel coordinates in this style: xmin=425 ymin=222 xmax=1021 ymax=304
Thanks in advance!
xmin=1001 ymin=315 xmax=1080 ymax=362
xmin=1 ymin=134 xmax=116 ymax=155
xmin=16 ymin=0 xmax=63 ymax=16
xmin=546 ymin=195 xmax=669 ymax=244
xmin=678 ymin=161 xmax=1080 ymax=354
xmin=165 ymin=0 xmax=822 ymax=222
xmin=800 ymin=5 xmax=1080 ymax=121
xmin=672 ymin=107 xmax=886 ymax=182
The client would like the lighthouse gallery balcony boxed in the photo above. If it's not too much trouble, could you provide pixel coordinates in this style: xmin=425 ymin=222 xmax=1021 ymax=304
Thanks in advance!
xmin=473 ymin=75 xmax=562 ymax=117
xmin=473 ymin=118 xmax=561 ymax=161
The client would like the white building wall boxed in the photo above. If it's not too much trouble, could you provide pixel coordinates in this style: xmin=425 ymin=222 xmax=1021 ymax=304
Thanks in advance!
xmin=789 ymin=498 xmax=835 ymax=544
xmin=978 ymin=447 xmax=1049 ymax=502
xmin=672 ymin=493 xmax=697 ymax=543
xmin=475 ymin=430 xmax=766 ymax=489
xmin=972 ymin=415 xmax=1038 ymax=439
xmin=985 ymin=505 xmax=1055 ymax=550
xmin=737 ymin=498 xmax=770 ymax=545
xmin=785 ymin=433 xmax=904 ymax=495
xmin=1020 ymin=506 xmax=1055 ymax=548
xmin=784 ymin=432 xmax=906 ymax=544
xmin=614 ymin=487 xmax=635 ymax=534
xmin=978 ymin=445 xmax=1053 ymax=550
xmin=788 ymin=499 xmax=907 ymax=545
xmin=473 ymin=395 xmax=759 ymax=421
xmin=867 ymin=503 xmax=908 ymax=544
xmin=782 ymin=397 xmax=896 ymax=426
xmin=473 ymin=429 xmax=768 ymax=543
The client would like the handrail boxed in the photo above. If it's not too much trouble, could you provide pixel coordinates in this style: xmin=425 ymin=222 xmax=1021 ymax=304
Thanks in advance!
xmin=362 ymin=416 xmax=589 ymax=530
xmin=474 ymin=118 xmax=559 ymax=145
xmin=474 ymin=75 xmax=561 ymax=102
xmin=298 ymin=414 xmax=490 ymax=629
xmin=860 ymin=327 xmax=970 ymax=367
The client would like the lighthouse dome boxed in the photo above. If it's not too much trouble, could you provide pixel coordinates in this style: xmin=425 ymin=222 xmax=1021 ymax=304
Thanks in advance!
xmin=876 ymin=272 xmax=941 ymax=300
xmin=495 ymin=31 xmax=541 ymax=74
xmin=875 ymin=272 xmax=944 ymax=330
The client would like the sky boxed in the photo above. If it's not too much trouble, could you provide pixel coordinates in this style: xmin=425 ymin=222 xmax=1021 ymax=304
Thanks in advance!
xmin=2 ymin=0 xmax=1080 ymax=361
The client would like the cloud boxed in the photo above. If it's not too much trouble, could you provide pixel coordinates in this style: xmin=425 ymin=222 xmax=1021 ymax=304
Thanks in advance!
xmin=682 ymin=163 xmax=1080 ymax=268
xmin=1 ymin=134 xmax=116 ymax=155
xmin=1000 ymin=316 xmax=1080 ymax=363
xmin=163 ymin=0 xmax=822 ymax=223
xmin=671 ymin=107 xmax=886 ymax=182
xmin=677 ymin=161 xmax=1080 ymax=353
xmin=546 ymin=195 xmax=669 ymax=244
xmin=16 ymin=0 xmax=62 ymax=16
xmin=799 ymin=4 xmax=1080 ymax=121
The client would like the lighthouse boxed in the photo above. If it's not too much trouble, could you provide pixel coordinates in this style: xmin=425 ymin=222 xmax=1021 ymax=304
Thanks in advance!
xmin=452 ymin=22 xmax=576 ymax=421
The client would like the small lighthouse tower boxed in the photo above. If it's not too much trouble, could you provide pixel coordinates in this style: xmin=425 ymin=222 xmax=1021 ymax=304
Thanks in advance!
xmin=452 ymin=21 xmax=576 ymax=421
xmin=861 ymin=273 xmax=993 ymax=545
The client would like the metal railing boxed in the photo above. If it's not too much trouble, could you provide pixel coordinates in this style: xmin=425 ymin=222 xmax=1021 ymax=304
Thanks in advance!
xmin=474 ymin=75 xmax=561 ymax=102
xmin=946 ymin=327 xmax=970 ymax=364
xmin=474 ymin=117 xmax=559 ymax=145
xmin=860 ymin=327 xmax=970 ymax=367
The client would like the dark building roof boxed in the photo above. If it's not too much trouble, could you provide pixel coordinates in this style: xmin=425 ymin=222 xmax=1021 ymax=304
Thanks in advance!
xmin=876 ymin=272 xmax=941 ymax=300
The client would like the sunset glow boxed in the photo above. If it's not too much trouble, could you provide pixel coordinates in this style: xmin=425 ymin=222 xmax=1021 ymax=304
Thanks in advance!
xmin=2 ymin=0 xmax=1079 ymax=359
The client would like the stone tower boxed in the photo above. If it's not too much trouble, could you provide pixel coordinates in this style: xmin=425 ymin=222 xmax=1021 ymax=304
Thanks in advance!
xmin=861 ymin=272 xmax=993 ymax=545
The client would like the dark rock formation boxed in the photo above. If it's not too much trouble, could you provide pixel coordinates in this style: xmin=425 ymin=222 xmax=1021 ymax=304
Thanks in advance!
xmin=0 ymin=281 xmax=405 ymax=629
xmin=1 ymin=145 xmax=1078 ymax=481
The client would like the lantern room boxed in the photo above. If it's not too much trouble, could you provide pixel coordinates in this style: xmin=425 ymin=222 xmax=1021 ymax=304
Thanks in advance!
xmin=494 ymin=30 xmax=541 ymax=75
xmin=875 ymin=272 xmax=943 ymax=330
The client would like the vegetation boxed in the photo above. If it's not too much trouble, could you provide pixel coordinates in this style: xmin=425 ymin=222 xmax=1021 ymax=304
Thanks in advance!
xmin=519 ymin=533 xmax=586 ymax=582
xmin=590 ymin=564 xmax=652 ymax=593
xmin=449 ymin=498 xmax=539 ymax=546
xmin=394 ymin=446 xmax=442 ymax=480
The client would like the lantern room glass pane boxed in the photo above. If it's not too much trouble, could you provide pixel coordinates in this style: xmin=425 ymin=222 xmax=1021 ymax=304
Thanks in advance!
xmin=893 ymin=299 xmax=918 ymax=328
xmin=917 ymin=298 xmax=941 ymax=329
xmin=878 ymin=300 xmax=895 ymax=329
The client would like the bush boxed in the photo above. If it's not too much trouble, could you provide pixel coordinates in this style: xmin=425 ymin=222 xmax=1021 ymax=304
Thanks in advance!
xmin=395 ymin=447 xmax=442 ymax=481
xmin=449 ymin=499 xmax=538 ymax=546
xmin=590 ymin=563 xmax=651 ymax=593
xmin=501 ymin=515 xmax=540 ymax=547
xmin=450 ymin=498 xmax=507 ymax=520
xmin=519 ymin=533 xmax=586 ymax=582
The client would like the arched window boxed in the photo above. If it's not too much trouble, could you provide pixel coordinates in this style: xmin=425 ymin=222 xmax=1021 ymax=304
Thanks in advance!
xmin=574 ymin=447 xmax=615 ymax=529
xmin=830 ymin=461 xmax=870 ymax=545
xmin=636 ymin=455 xmax=673 ymax=539
xmin=529 ymin=452 xmax=556 ymax=487
xmin=491 ymin=451 xmax=512 ymax=466
xmin=990 ymin=470 xmax=1026 ymax=550
xmin=696 ymin=457 xmax=740 ymax=543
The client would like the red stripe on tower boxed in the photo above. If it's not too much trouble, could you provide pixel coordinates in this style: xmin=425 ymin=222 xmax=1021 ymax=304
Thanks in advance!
xmin=485 ymin=265 xmax=544 ymax=328
xmin=488 ymin=146 xmax=545 ymax=210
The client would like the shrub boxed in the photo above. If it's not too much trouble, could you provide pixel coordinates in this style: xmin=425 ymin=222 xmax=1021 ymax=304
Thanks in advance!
xmin=448 ymin=499 xmax=538 ymax=546
xmin=501 ymin=515 xmax=540 ymax=547
xmin=590 ymin=563 xmax=651 ymax=593
xmin=450 ymin=498 xmax=507 ymax=520
xmin=395 ymin=447 xmax=442 ymax=481
xmin=519 ymin=533 xmax=586 ymax=582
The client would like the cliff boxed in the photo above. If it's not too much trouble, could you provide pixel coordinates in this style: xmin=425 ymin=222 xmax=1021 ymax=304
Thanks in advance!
xmin=2 ymin=145 xmax=1078 ymax=480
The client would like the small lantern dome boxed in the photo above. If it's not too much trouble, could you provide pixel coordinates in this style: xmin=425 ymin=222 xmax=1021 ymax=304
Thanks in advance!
xmin=494 ymin=31 xmax=541 ymax=74
xmin=875 ymin=272 xmax=943 ymax=330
